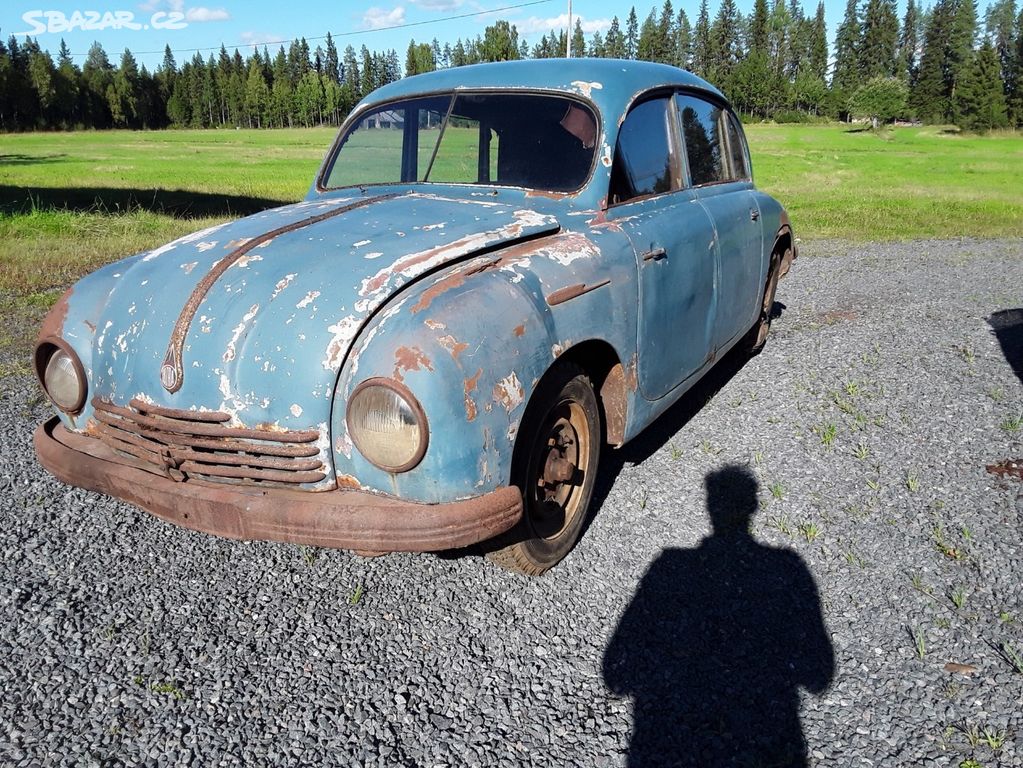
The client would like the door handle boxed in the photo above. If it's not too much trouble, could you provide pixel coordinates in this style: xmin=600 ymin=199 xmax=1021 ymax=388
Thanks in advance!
xmin=642 ymin=247 xmax=667 ymax=262
xmin=750 ymin=208 xmax=760 ymax=222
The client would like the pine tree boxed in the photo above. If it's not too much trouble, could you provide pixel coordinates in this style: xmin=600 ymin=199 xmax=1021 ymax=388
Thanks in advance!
xmin=324 ymin=33 xmax=340 ymax=84
xmin=658 ymin=0 xmax=676 ymax=62
xmin=571 ymin=18 xmax=586 ymax=57
xmin=605 ymin=16 xmax=626 ymax=58
xmin=751 ymin=0 xmax=770 ymax=54
xmin=709 ymin=0 xmax=741 ymax=84
xmin=808 ymin=1 xmax=829 ymax=80
xmin=626 ymin=7 xmax=640 ymax=59
xmin=957 ymin=38 xmax=1009 ymax=129
xmin=897 ymin=0 xmax=919 ymax=85
xmin=637 ymin=10 xmax=661 ymax=61
xmin=859 ymin=0 xmax=900 ymax=79
xmin=676 ymin=9 xmax=693 ymax=68
xmin=693 ymin=0 xmax=712 ymax=76
xmin=949 ymin=0 xmax=979 ymax=120
xmin=911 ymin=0 xmax=957 ymax=121
xmin=833 ymin=0 xmax=862 ymax=95
xmin=1010 ymin=7 xmax=1023 ymax=124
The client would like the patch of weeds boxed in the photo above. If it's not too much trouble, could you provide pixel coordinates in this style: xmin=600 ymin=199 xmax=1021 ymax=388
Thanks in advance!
xmin=981 ymin=728 xmax=1007 ymax=751
xmin=866 ymin=478 xmax=881 ymax=492
xmin=987 ymin=387 xmax=1004 ymax=403
xmin=814 ymin=422 xmax=837 ymax=449
xmin=300 ymin=546 xmax=318 ymax=566
xmin=844 ymin=380 xmax=860 ymax=397
xmin=700 ymin=440 xmax=722 ymax=456
xmin=639 ymin=490 xmax=648 ymax=510
xmin=959 ymin=760 xmax=983 ymax=768
xmin=133 ymin=676 xmax=186 ymax=701
xmin=830 ymin=391 xmax=856 ymax=415
xmin=961 ymin=525 xmax=973 ymax=543
xmin=911 ymin=625 xmax=927 ymax=659
xmin=752 ymin=449 xmax=764 ymax=466
xmin=0 ymin=359 xmax=32 ymax=377
xmin=998 ymin=611 xmax=1014 ymax=623
xmin=944 ymin=681 xmax=962 ymax=700
xmin=769 ymin=481 xmax=784 ymax=500
xmin=1002 ymin=642 xmax=1023 ymax=674
xmin=950 ymin=586 xmax=969 ymax=610
xmin=843 ymin=549 xmax=867 ymax=567
xmin=766 ymin=415 xmax=781 ymax=424
xmin=670 ymin=443 xmax=683 ymax=461
xmin=935 ymin=616 xmax=951 ymax=629
xmin=872 ymin=414 xmax=886 ymax=428
xmin=957 ymin=344 xmax=975 ymax=365
xmin=906 ymin=471 xmax=920 ymax=493
xmin=799 ymin=521 xmax=820 ymax=543
xmin=933 ymin=525 xmax=964 ymax=561
xmin=853 ymin=442 xmax=870 ymax=460
xmin=910 ymin=571 xmax=933 ymax=595
xmin=999 ymin=414 xmax=1022 ymax=434
xmin=348 ymin=583 xmax=365 ymax=606
xmin=767 ymin=515 xmax=793 ymax=536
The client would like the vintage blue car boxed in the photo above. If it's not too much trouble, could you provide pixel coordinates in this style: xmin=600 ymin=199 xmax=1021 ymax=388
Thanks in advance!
xmin=33 ymin=59 xmax=794 ymax=574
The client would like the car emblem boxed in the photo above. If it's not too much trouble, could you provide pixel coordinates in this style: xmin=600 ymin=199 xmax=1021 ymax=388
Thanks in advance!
xmin=160 ymin=363 xmax=178 ymax=391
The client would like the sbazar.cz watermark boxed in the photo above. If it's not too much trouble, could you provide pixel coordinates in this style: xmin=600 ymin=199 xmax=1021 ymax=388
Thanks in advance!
xmin=18 ymin=9 xmax=188 ymax=34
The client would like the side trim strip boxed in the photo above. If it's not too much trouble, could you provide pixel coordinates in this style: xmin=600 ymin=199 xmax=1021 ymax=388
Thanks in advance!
xmin=546 ymin=279 xmax=611 ymax=307
xmin=160 ymin=194 xmax=397 ymax=393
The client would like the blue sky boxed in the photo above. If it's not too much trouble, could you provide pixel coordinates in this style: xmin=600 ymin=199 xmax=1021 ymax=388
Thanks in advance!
xmin=1 ymin=0 xmax=943 ymax=70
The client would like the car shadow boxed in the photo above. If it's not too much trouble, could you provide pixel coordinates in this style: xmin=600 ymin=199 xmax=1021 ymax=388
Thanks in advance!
xmin=603 ymin=465 xmax=835 ymax=766
xmin=0 ymin=185 xmax=290 ymax=219
xmin=988 ymin=309 xmax=1023 ymax=385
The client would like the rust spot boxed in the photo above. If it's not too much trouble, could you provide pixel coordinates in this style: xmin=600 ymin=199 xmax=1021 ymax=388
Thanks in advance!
xmin=493 ymin=372 xmax=525 ymax=413
xmin=393 ymin=346 xmax=433 ymax=382
xmin=438 ymin=335 xmax=469 ymax=360
xmin=513 ymin=324 xmax=525 ymax=337
xmin=986 ymin=459 xmax=1022 ymax=480
xmin=337 ymin=474 xmax=362 ymax=490
xmin=546 ymin=279 xmax=612 ymax=307
xmin=624 ymin=353 xmax=639 ymax=392
xmin=410 ymin=273 xmax=466 ymax=314
xmin=600 ymin=363 xmax=627 ymax=446
xmin=424 ymin=318 xmax=446 ymax=330
xmin=820 ymin=309 xmax=858 ymax=324
xmin=464 ymin=367 xmax=482 ymax=422
xmin=37 ymin=286 xmax=73 ymax=345
xmin=83 ymin=319 xmax=96 ymax=332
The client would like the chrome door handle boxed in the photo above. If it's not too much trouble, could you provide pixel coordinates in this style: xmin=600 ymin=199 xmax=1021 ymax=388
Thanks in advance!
xmin=750 ymin=208 xmax=760 ymax=222
xmin=642 ymin=247 xmax=667 ymax=262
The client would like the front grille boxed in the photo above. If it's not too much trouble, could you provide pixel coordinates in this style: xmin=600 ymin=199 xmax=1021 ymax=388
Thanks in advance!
xmin=89 ymin=398 xmax=327 ymax=487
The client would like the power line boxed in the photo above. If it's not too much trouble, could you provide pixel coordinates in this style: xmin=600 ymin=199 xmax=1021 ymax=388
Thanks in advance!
xmin=64 ymin=0 xmax=554 ymax=58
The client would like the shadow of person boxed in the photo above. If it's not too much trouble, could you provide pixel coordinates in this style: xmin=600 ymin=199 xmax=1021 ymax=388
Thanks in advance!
xmin=988 ymin=309 xmax=1023 ymax=385
xmin=604 ymin=465 xmax=834 ymax=767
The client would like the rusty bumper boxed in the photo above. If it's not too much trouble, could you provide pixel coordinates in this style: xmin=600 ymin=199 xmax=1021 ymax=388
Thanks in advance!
xmin=34 ymin=418 xmax=522 ymax=552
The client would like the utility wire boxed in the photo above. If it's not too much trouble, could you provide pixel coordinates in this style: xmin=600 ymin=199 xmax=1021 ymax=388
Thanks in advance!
xmin=64 ymin=0 xmax=554 ymax=57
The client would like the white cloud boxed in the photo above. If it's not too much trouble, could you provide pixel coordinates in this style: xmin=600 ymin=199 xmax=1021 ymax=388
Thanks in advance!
xmin=186 ymin=7 xmax=230 ymax=22
xmin=516 ymin=14 xmax=611 ymax=35
xmin=239 ymin=31 xmax=280 ymax=47
xmin=409 ymin=0 xmax=465 ymax=9
xmin=361 ymin=6 xmax=406 ymax=30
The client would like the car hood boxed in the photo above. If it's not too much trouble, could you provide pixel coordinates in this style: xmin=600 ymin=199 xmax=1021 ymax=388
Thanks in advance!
xmin=87 ymin=191 xmax=559 ymax=428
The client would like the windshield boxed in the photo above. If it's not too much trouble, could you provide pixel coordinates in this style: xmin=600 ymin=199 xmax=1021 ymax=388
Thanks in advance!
xmin=323 ymin=92 xmax=597 ymax=193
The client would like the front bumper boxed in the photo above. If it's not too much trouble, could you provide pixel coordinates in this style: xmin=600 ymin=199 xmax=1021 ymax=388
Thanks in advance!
xmin=35 ymin=418 xmax=522 ymax=552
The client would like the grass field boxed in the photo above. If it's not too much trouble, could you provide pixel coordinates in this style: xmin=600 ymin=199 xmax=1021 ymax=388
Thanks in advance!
xmin=1 ymin=123 xmax=1021 ymax=372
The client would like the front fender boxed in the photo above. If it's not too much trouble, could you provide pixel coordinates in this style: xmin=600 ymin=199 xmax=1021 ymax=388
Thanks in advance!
xmin=330 ymin=227 xmax=638 ymax=503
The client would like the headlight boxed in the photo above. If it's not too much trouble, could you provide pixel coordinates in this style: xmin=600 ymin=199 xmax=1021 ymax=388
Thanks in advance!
xmin=35 ymin=341 xmax=86 ymax=414
xmin=346 ymin=378 xmax=428 ymax=473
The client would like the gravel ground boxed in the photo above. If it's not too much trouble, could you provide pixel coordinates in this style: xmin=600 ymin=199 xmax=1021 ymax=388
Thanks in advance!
xmin=1 ymin=238 xmax=1021 ymax=767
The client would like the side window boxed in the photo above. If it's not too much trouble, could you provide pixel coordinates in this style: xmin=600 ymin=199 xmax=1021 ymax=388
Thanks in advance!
xmin=724 ymin=112 xmax=750 ymax=180
xmin=609 ymin=97 xmax=679 ymax=204
xmin=676 ymin=94 xmax=727 ymax=186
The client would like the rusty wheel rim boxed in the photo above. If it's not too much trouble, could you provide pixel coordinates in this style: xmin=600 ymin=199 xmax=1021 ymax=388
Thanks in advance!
xmin=526 ymin=399 xmax=591 ymax=541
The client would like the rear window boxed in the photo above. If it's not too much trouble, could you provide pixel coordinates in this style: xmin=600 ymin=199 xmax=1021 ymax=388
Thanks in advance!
xmin=676 ymin=94 xmax=727 ymax=186
xmin=323 ymin=93 xmax=597 ymax=193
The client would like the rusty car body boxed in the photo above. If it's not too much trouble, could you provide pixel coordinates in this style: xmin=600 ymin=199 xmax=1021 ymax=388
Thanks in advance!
xmin=33 ymin=59 xmax=794 ymax=574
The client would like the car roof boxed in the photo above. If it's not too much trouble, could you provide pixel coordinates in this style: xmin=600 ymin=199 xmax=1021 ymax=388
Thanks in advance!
xmin=360 ymin=58 xmax=726 ymax=116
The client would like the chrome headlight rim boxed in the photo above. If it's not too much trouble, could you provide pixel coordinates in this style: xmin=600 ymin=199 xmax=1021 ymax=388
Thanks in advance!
xmin=346 ymin=377 xmax=429 ymax=473
xmin=34 ymin=337 xmax=87 ymax=415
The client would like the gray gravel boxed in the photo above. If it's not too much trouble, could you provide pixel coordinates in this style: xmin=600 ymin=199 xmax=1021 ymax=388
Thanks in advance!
xmin=2 ymin=238 xmax=1022 ymax=767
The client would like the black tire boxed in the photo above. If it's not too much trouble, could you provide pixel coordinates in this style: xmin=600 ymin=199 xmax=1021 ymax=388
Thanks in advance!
xmin=745 ymin=247 xmax=787 ymax=354
xmin=486 ymin=362 xmax=601 ymax=575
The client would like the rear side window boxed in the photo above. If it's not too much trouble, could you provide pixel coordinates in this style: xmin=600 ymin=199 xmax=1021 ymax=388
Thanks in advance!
xmin=676 ymin=94 xmax=727 ymax=186
xmin=610 ymin=97 xmax=680 ymax=204
xmin=724 ymin=112 xmax=750 ymax=180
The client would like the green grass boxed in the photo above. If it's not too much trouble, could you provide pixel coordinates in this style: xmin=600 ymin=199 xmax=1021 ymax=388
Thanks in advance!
xmin=748 ymin=123 xmax=1023 ymax=240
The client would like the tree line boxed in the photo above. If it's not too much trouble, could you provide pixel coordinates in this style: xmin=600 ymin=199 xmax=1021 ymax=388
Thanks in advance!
xmin=1 ymin=0 xmax=1020 ymax=133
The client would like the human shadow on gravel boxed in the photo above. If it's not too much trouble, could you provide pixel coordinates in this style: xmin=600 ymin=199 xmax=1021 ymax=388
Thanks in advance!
xmin=988 ymin=309 xmax=1023 ymax=385
xmin=603 ymin=465 xmax=834 ymax=767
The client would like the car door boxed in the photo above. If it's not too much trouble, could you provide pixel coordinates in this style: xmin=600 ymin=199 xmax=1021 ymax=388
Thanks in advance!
xmin=606 ymin=94 xmax=719 ymax=401
xmin=677 ymin=94 xmax=765 ymax=352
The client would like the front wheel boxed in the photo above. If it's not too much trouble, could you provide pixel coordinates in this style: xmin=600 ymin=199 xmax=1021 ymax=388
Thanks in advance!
xmin=486 ymin=363 xmax=601 ymax=575
xmin=745 ymin=247 xmax=787 ymax=354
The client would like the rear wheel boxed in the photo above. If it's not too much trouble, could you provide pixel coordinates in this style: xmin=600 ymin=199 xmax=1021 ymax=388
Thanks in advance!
xmin=487 ymin=363 xmax=601 ymax=575
xmin=745 ymin=247 xmax=787 ymax=354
